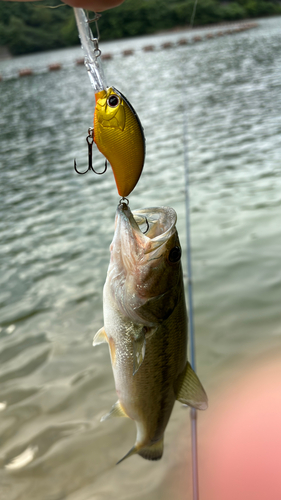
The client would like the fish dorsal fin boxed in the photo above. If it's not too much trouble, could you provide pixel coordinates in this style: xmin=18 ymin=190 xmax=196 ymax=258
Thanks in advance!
xmin=100 ymin=401 xmax=129 ymax=422
xmin=137 ymin=437 xmax=164 ymax=461
xmin=93 ymin=327 xmax=108 ymax=346
xmin=175 ymin=361 xmax=208 ymax=410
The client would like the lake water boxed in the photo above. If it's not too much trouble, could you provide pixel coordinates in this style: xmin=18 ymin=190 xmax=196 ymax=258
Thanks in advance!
xmin=0 ymin=16 xmax=281 ymax=500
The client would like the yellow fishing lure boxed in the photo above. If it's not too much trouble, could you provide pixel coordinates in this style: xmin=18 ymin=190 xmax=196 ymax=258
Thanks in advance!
xmin=74 ymin=9 xmax=145 ymax=197
xmin=94 ymin=87 xmax=145 ymax=198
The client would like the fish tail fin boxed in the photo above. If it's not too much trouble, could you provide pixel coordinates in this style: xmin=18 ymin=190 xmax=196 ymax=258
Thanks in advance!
xmin=116 ymin=445 xmax=138 ymax=465
xmin=137 ymin=437 xmax=164 ymax=461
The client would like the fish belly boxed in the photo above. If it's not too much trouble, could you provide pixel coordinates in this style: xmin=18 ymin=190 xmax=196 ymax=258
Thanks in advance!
xmin=105 ymin=292 xmax=187 ymax=448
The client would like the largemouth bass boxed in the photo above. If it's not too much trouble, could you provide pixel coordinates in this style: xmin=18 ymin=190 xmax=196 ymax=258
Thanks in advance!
xmin=93 ymin=202 xmax=208 ymax=463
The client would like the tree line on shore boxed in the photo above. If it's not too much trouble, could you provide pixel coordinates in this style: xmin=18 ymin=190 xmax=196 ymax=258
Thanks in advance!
xmin=0 ymin=0 xmax=280 ymax=56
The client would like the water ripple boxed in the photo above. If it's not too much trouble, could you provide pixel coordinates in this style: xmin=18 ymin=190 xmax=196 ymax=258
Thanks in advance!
xmin=0 ymin=15 xmax=281 ymax=500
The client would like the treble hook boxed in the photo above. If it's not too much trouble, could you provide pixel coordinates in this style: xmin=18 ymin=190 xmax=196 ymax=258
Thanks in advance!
xmin=74 ymin=129 xmax=108 ymax=175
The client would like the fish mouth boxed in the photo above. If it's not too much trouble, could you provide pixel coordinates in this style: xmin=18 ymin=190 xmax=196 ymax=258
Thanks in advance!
xmin=132 ymin=207 xmax=177 ymax=253
xmin=114 ymin=202 xmax=177 ymax=266
xmin=109 ymin=202 xmax=179 ymax=324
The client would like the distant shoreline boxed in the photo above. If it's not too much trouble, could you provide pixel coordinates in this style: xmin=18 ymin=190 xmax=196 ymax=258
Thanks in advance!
xmin=0 ymin=14 xmax=273 ymax=61
xmin=155 ymin=16 xmax=260 ymax=35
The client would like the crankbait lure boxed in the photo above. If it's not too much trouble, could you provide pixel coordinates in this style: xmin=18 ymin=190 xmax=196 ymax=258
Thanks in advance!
xmin=74 ymin=8 xmax=145 ymax=198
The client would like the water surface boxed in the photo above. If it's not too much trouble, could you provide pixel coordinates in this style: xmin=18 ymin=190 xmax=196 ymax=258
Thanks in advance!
xmin=0 ymin=16 xmax=281 ymax=500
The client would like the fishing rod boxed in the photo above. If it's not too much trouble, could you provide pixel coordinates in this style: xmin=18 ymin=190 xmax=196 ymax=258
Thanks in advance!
xmin=183 ymin=4 xmax=201 ymax=498
xmin=183 ymin=102 xmax=199 ymax=500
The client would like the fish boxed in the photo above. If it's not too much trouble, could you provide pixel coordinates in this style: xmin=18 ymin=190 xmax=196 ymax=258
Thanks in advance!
xmin=94 ymin=87 xmax=145 ymax=197
xmin=93 ymin=202 xmax=208 ymax=463
xmin=74 ymin=8 xmax=145 ymax=197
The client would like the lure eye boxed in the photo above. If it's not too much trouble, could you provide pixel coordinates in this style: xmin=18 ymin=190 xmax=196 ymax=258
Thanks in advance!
xmin=168 ymin=246 xmax=181 ymax=263
xmin=107 ymin=95 xmax=120 ymax=108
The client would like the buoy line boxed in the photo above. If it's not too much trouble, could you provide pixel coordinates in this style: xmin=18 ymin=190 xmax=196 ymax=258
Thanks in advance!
xmin=0 ymin=22 xmax=257 ymax=82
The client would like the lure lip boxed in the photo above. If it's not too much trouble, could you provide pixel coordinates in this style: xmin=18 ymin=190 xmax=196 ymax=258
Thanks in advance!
xmin=73 ymin=8 xmax=107 ymax=92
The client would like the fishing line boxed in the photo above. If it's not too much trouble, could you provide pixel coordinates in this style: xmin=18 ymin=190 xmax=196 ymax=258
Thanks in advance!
xmin=190 ymin=0 xmax=199 ymax=28
xmin=35 ymin=3 xmax=67 ymax=8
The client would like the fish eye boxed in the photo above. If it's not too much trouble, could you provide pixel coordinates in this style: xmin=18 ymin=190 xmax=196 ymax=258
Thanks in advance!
xmin=107 ymin=95 xmax=120 ymax=108
xmin=168 ymin=246 xmax=181 ymax=263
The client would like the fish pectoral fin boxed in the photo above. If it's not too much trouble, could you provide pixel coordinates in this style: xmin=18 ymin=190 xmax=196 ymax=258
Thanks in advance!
xmin=133 ymin=330 xmax=146 ymax=375
xmin=93 ymin=327 xmax=108 ymax=346
xmin=100 ymin=401 xmax=129 ymax=422
xmin=138 ymin=438 xmax=164 ymax=461
xmin=175 ymin=361 xmax=208 ymax=410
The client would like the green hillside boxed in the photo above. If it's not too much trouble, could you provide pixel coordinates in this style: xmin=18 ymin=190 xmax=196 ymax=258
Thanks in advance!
xmin=0 ymin=0 xmax=280 ymax=56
